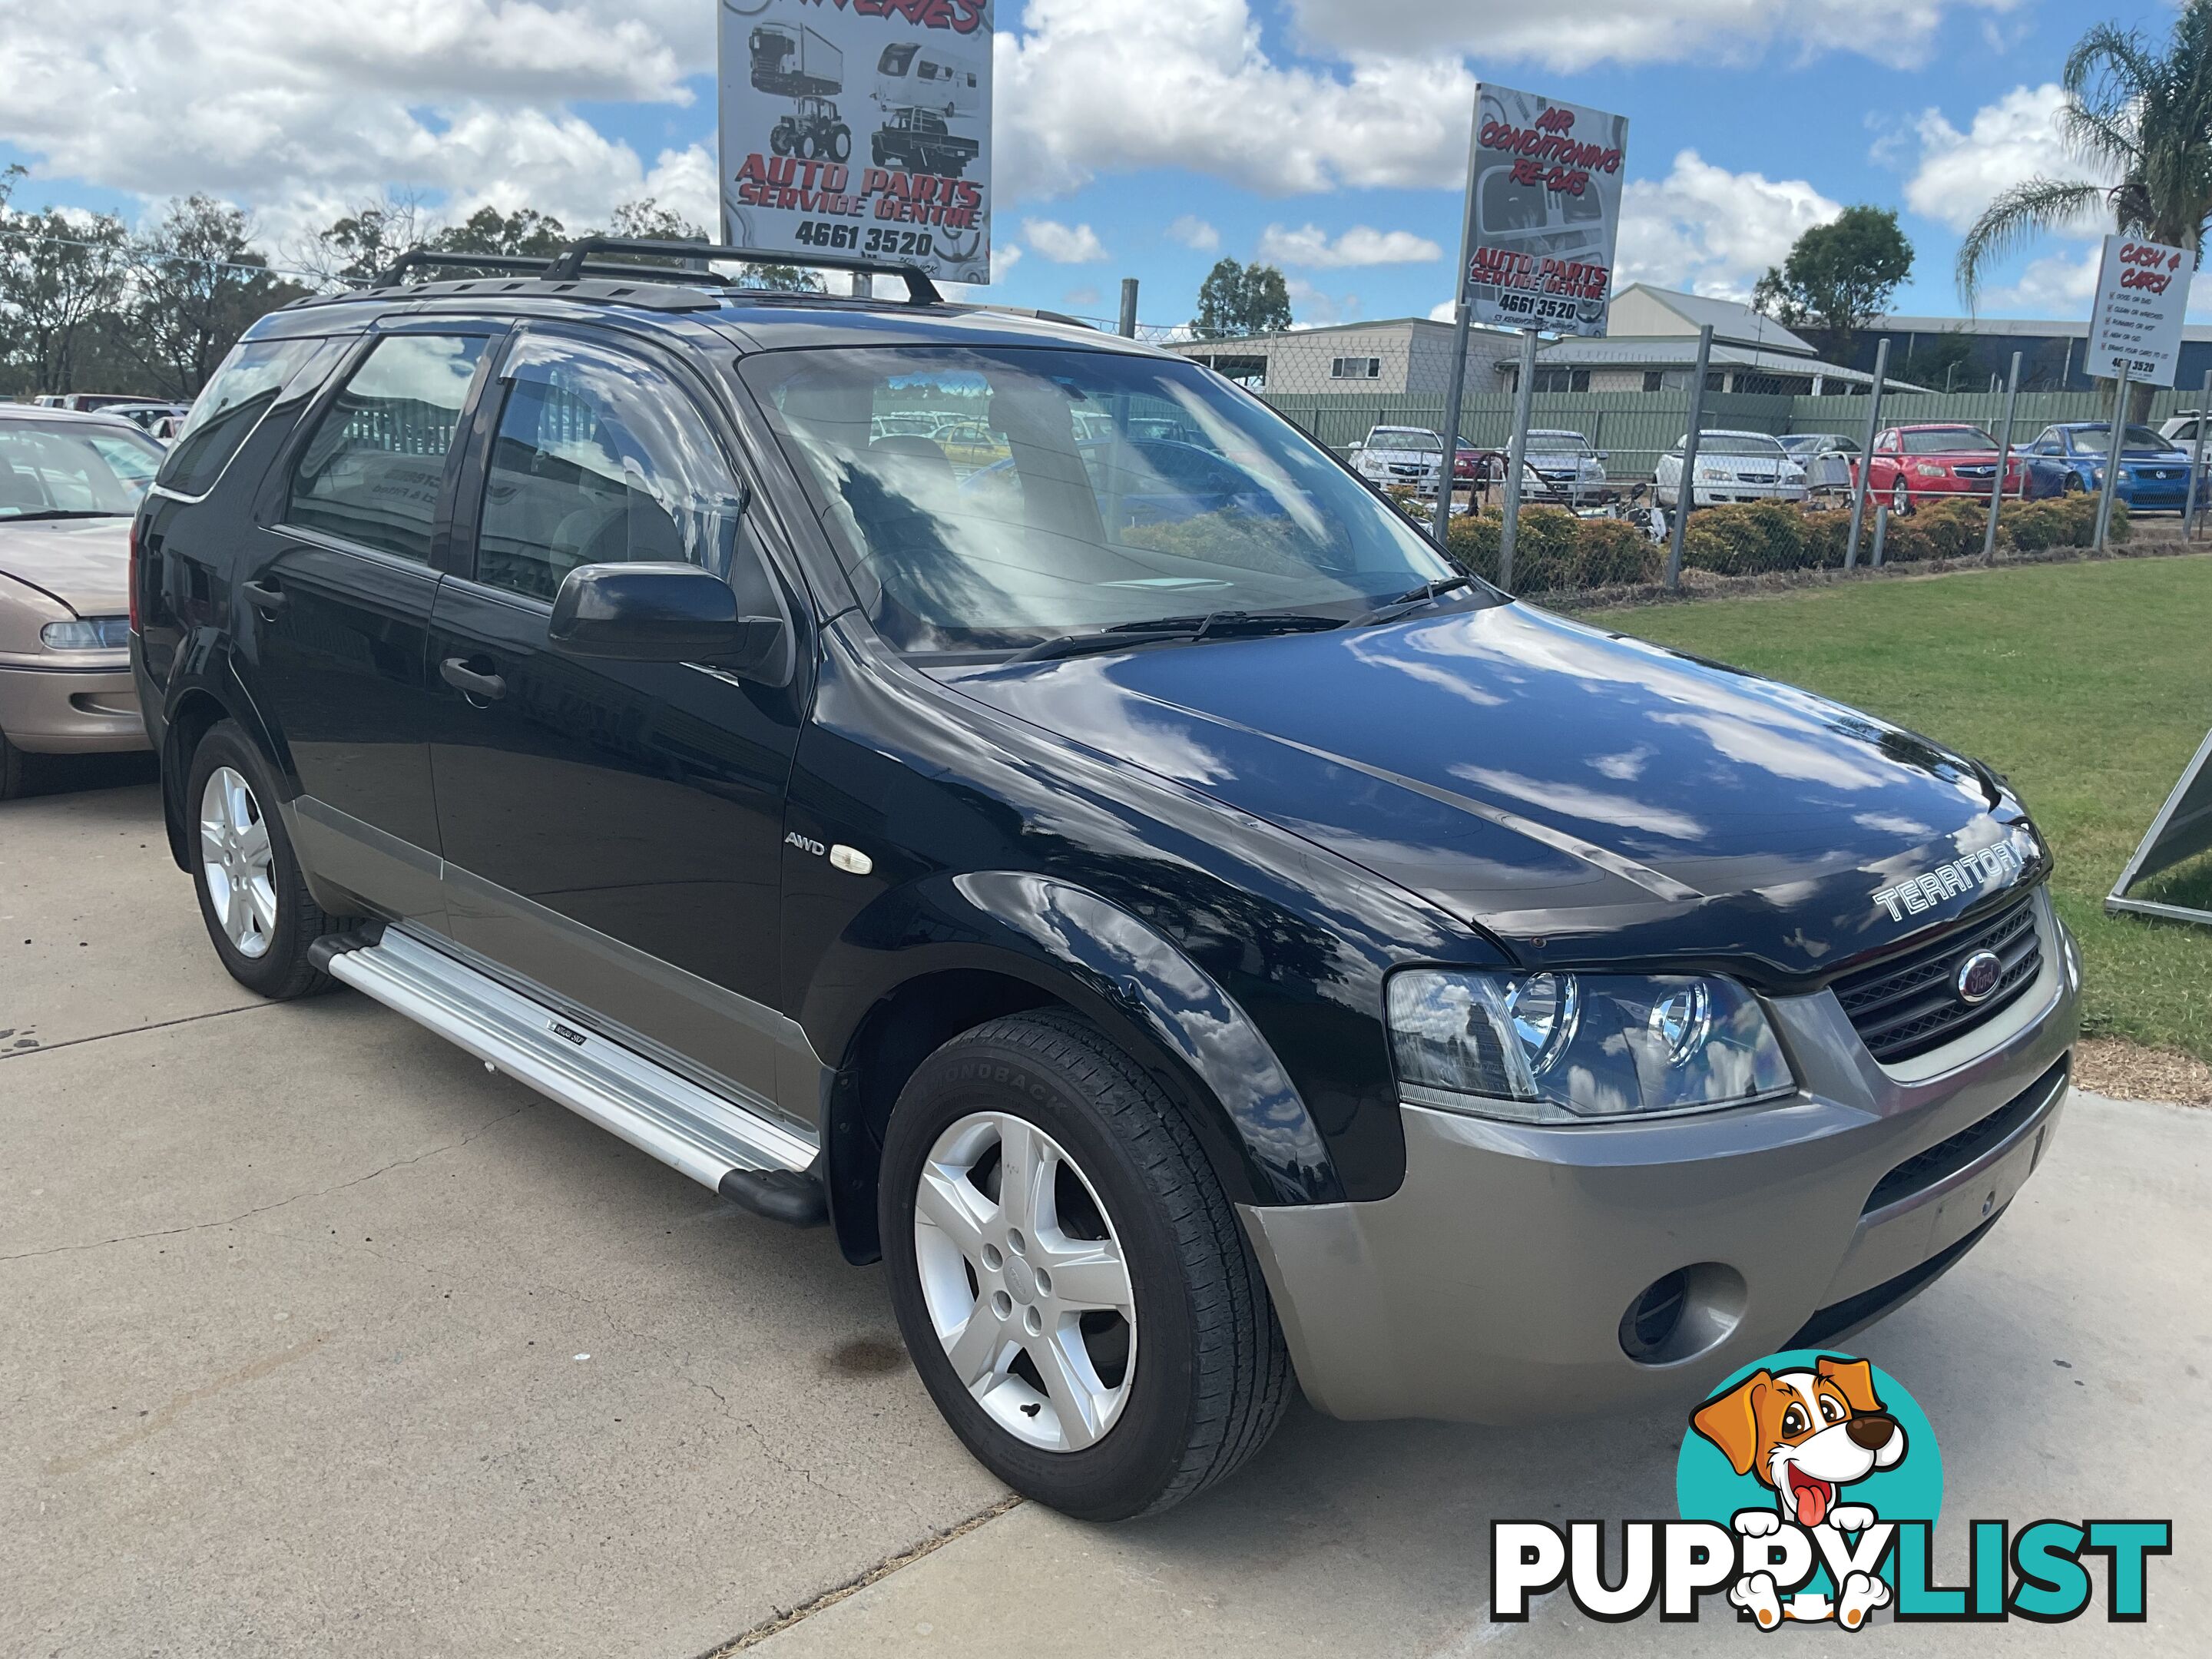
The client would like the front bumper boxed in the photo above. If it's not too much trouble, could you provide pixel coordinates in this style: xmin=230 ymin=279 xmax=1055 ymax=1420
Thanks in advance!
xmin=1241 ymin=890 xmax=2080 ymax=1423
xmin=0 ymin=657 xmax=146 ymax=753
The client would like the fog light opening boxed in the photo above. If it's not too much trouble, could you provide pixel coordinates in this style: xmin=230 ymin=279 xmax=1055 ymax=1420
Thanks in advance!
xmin=1620 ymin=1272 xmax=1687 ymax=1360
xmin=1617 ymin=1262 xmax=1747 ymax=1366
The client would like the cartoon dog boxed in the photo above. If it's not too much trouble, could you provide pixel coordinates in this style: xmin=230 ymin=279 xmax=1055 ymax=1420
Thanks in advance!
xmin=1690 ymin=1356 xmax=1909 ymax=1631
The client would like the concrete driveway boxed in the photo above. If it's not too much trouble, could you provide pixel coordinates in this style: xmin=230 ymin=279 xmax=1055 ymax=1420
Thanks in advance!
xmin=5 ymin=768 xmax=2206 ymax=1656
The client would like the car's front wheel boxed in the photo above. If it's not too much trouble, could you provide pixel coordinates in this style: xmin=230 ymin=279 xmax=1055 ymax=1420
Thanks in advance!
xmin=1889 ymin=475 xmax=1912 ymax=516
xmin=187 ymin=720 xmax=346 ymax=1000
xmin=880 ymin=1010 xmax=1292 ymax=1521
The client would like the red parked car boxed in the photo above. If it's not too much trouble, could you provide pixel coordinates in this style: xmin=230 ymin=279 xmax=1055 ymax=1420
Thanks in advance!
xmin=1856 ymin=424 xmax=2029 ymax=515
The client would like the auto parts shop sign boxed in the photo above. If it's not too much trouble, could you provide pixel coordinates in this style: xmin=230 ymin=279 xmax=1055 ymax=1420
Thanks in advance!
xmin=1458 ymin=84 xmax=1627 ymax=338
xmin=717 ymin=0 xmax=992 ymax=285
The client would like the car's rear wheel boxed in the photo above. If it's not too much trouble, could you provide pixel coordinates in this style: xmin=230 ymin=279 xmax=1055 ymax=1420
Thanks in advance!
xmin=880 ymin=1010 xmax=1292 ymax=1521
xmin=187 ymin=720 xmax=345 ymax=1000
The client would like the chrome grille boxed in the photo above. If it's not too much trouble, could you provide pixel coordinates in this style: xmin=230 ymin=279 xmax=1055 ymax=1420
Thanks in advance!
xmin=1833 ymin=895 xmax=2041 ymax=1063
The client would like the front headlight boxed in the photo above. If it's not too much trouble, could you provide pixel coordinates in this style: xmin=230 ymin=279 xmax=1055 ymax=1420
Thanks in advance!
xmin=40 ymin=617 xmax=131 ymax=651
xmin=1387 ymin=969 xmax=1795 ymax=1124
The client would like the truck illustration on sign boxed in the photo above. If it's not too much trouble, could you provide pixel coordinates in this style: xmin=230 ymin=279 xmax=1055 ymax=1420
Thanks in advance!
xmin=750 ymin=23 xmax=842 ymax=100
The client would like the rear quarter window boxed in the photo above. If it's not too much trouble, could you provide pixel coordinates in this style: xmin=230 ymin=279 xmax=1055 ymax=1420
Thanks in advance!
xmin=157 ymin=336 xmax=345 ymax=498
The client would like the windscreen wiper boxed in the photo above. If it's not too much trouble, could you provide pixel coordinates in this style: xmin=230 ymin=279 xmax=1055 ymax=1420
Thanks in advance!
xmin=1352 ymin=575 xmax=1475 ymax=626
xmin=2 ymin=508 xmax=127 ymax=522
xmin=1004 ymin=609 xmax=1343 ymax=664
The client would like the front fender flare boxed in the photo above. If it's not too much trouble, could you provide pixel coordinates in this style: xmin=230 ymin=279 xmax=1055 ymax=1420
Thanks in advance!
xmin=806 ymin=869 xmax=1342 ymax=1216
xmin=956 ymin=872 xmax=1339 ymax=1205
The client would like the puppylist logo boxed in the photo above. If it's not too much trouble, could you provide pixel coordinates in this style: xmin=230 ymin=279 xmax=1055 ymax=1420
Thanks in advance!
xmin=1491 ymin=1351 xmax=2172 ymax=1629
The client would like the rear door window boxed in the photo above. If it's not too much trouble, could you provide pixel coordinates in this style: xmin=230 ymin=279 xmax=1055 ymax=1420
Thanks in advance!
xmin=286 ymin=334 xmax=490 ymax=561
xmin=472 ymin=335 xmax=751 ymax=604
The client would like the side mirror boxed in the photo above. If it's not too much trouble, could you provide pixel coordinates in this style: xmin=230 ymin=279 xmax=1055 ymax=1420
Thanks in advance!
xmin=550 ymin=563 xmax=787 ymax=679
xmin=1596 ymin=450 xmax=1611 ymax=462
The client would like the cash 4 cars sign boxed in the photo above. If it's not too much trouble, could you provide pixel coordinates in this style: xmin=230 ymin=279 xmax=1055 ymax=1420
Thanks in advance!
xmin=717 ymin=0 xmax=992 ymax=285
xmin=2087 ymin=233 xmax=2192 ymax=388
xmin=1457 ymin=84 xmax=1628 ymax=338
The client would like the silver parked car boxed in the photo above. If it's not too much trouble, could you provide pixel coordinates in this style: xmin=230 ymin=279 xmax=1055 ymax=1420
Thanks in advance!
xmin=0 ymin=407 xmax=163 ymax=794
xmin=1654 ymin=431 xmax=1809 ymax=508
xmin=1779 ymin=432 xmax=1859 ymax=494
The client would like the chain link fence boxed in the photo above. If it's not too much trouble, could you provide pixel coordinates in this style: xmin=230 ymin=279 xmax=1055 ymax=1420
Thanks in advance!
xmin=1138 ymin=322 xmax=2203 ymax=601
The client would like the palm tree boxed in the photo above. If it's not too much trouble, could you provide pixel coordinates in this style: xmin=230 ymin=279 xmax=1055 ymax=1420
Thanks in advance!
xmin=1957 ymin=0 xmax=2212 ymax=412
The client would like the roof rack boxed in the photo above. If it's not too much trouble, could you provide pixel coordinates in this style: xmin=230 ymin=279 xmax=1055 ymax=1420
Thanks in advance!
xmin=369 ymin=238 xmax=944 ymax=306
xmin=548 ymin=237 xmax=943 ymax=304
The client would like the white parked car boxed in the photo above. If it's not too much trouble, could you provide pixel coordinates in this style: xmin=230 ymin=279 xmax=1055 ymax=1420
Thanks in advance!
xmin=1654 ymin=431 xmax=1807 ymax=508
xmin=2158 ymin=412 xmax=2210 ymax=448
xmin=1524 ymin=429 xmax=1608 ymax=504
xmin=1349 ymin=426 xmax=1444 ymax=492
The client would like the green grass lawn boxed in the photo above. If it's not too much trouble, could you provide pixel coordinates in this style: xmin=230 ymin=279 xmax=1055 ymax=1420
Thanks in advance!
xmin=1581 ymin=555 xmax=2212 ymax=1063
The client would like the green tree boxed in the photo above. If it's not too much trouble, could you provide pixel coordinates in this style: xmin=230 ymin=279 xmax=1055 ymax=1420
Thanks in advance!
xmin=431 ymin=205 xmax=571 ymax=261
xmin=127 ymin=195 xmax=306 ymax=397
xmin=1750 ymin=207 xmax=1914 ymax=364
xmin=1955 ymin=2 xmax=2212 ymax=416
xmin=0 ymin=167 xmax=133 ymax=395
xmin=297 ymin=194 xmax=429 ymax=286
xmin=1190 ymin=258 xmax=1293 ymax=339
xmin=599 ymin=197 xmax=819 ymax=292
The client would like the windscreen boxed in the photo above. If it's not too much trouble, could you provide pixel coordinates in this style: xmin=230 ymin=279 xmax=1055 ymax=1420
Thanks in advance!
xmin=0 ymin=421 xmax=163 ymax=518
xmin=1899 ymin=428 xmax=1999 ymax=454
xmin=2071 ymin=424 xmax=2173 ymax=454
xmin=743 ymin=346 xmax=1463 ymax=654
xmin=1526 ymin=432 xmax=1590 ymax=455
xmin=1687 ymin=435 xmax=1784 ymax=458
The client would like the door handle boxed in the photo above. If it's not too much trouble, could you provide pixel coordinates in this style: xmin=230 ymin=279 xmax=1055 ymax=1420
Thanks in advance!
xmin=439 ymin=657 xmax=507 ymax=702
xmin=240 ymin=580 xmax=288 ymax=616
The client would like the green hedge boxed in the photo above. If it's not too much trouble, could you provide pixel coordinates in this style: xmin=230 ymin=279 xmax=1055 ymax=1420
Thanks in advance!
xmin=1438 ymin=492 xmax=2124 ymax=594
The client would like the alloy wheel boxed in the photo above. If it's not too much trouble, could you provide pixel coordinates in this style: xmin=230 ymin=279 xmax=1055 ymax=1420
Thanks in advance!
xmin=912 ymin=1111 xmax=1137 ymax=1452
xmin=199 ymin=765 xmax=277 ymax=959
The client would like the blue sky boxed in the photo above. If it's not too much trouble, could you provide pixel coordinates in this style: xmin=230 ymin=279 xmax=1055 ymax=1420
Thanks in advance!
xmin=0 ymin=0 xmax=2190 ymax=331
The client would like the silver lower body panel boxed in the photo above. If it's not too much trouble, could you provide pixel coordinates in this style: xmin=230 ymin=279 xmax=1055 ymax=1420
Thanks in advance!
xmin=326 ymin=927 xmax=817 ymax=1191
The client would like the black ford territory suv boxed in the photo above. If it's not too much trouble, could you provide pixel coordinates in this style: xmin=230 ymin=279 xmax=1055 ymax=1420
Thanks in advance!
xmin=133 ymin=241 xmax=2078 ymax=1518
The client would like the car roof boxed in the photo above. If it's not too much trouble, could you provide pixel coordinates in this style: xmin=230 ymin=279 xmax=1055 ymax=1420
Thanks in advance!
xmin=0 ymin=402 xmax=154 ymax=431
xmin=1893 ymin=422 xmax=1990 ymax=432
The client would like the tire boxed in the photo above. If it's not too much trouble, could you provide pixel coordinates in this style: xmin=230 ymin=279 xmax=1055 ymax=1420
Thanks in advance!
xmin=880 ymin=1010 xmax=1293 ymax=1521
xmin=830 ymin=125 xmax=851 ymax=163
xmin=2062 ymin=472 xmax=2086 ymax=495
xmin=186 ymin=720 xmax=346 ymax=1000
xmin=770 ymin=127 xmax=791 ymax=157
xmin=1889 ymin=476 xmax=1911 ymax=516
xmin=0 ymin=730 xmax=25 ymax=801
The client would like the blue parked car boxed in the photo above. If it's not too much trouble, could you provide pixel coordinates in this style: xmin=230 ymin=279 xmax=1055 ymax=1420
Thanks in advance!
xmin=2027 ymin=422 xmax=2197 ymax=511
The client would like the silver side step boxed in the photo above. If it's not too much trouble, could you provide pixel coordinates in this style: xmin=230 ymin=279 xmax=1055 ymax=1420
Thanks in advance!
xmin=321 ymin=928 xmax=820 ymax=1197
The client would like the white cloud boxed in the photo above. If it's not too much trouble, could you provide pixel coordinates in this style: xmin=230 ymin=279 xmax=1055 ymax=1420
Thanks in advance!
xmin=1285 ymin=276 xmax=1360 ymax=329
xmin=1024 ymin=218 xmax=1108 ymax=263
xmin=996 ymin=0 xmax=1475 ymax=200
xmin=1256 ymin=224 xmax=1442 ymax=268
xmin=1614 ymin=149 xmax=1842 ymax=298
xmin=1974 ymin=244 xmax=2101 ymax=314
xmin=1429 ymin=300 xmax=1457 ymax=322
xmin=1167 ymin=214 xmax=1221 ymax=251
xmin=0 ymin=0 xmax=705 ymax=249
xmin=1903 ymin=82 xmax=2111 ymax=233
xmin=1285 ymin=0 xmax=2022 ymax=72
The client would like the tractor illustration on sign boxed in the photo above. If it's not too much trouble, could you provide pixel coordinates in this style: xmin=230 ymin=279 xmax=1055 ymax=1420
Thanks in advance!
xmin=772 ymin=95 xmax=852 ymax=162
